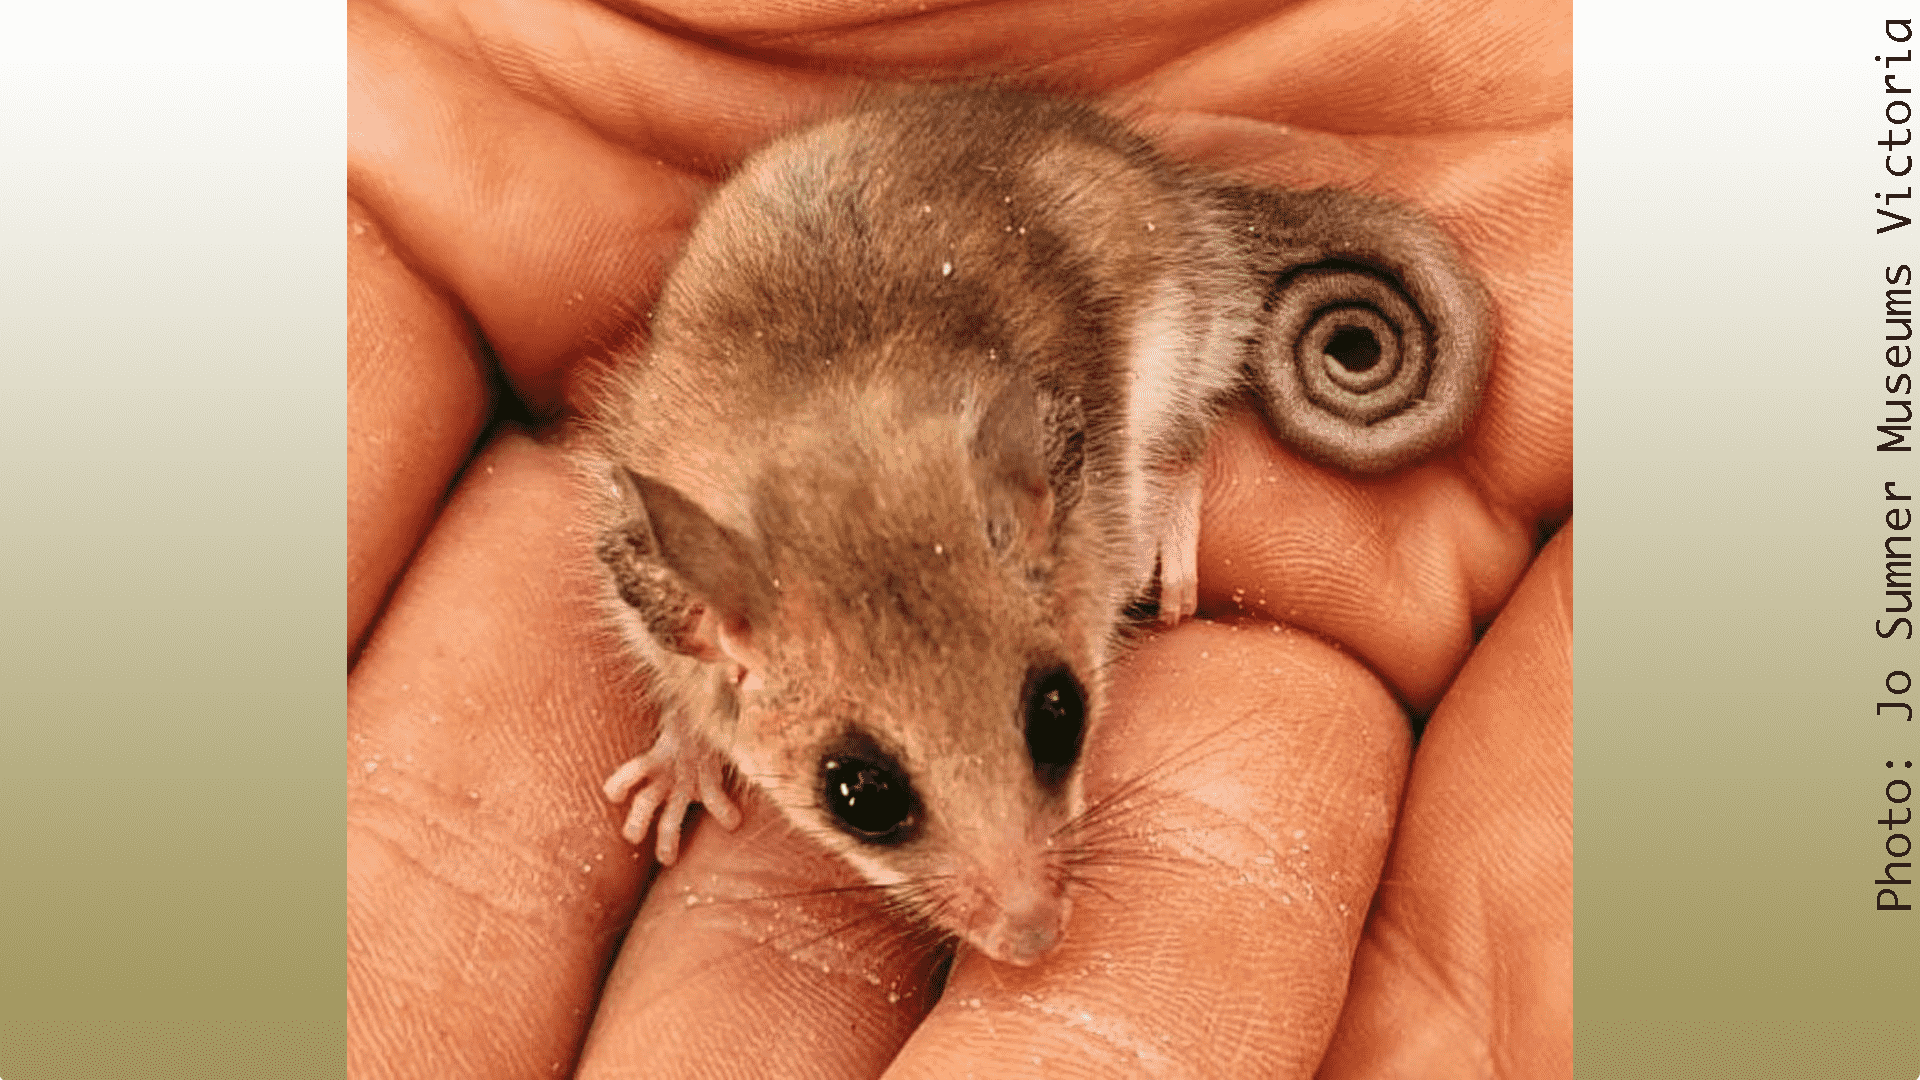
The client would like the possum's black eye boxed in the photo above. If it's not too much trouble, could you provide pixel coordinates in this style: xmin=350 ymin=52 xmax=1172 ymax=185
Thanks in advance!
xmin=822 ymin=755 xmax=916 ymax=842
xmin=1024 ymin=666 xmax=1086 ymax=787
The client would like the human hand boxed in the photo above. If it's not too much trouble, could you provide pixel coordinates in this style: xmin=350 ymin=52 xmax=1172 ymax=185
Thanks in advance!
xmin=347 ymin=1 xmax=1570 ymax=1076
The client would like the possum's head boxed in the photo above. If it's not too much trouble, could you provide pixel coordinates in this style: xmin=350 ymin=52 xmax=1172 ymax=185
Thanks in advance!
xmin=598 ymin=377 xmax=1114 ymax=965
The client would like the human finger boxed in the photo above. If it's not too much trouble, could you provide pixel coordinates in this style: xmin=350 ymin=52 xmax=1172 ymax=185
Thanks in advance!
xmin=347 ymin=195 xmax=490 ymax=658
xmin=1316 ymin=525 xmax=1572 ymax=1078
xmin=573 ymin=785 xmax=945 ymax=1079
xmin=347 ymin=432 xmax=653 ymax=1078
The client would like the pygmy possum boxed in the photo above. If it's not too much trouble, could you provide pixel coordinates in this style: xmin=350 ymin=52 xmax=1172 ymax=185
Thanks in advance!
xmin=582 ymin=86 xmax=1489 ymax=967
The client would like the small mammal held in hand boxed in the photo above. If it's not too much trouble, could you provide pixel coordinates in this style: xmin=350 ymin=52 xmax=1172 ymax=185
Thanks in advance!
xmin=584 ymin=87 xmax=1488 ymax=966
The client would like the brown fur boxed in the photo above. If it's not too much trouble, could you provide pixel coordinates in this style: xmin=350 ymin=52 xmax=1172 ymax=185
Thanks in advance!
xmin=578 ymin=86 xmax=1490 ymax=965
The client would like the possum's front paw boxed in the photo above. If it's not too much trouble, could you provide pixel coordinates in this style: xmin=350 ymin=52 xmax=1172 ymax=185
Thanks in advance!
xmin=603 ymin=725 xmax=741 ymax=865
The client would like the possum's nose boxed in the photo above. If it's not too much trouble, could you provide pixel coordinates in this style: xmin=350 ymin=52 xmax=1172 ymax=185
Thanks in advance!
xmin=978 ymin=885 xmax=1072 ymax=966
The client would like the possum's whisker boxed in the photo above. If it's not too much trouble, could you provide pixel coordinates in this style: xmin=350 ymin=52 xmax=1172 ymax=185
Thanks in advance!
xmin=1066 ymin=709 xmax=1251 ymax=838
xmin=681 ymin=871 xmax=962 ymax=979
xmin=696 ymin=880 xmax=898 ymax=907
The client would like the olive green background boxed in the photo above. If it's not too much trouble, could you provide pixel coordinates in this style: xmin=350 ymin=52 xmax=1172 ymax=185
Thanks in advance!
xmin=0 ymin=2 xmax=344 ymax=1077
xmin=1575 ymin=2 xmax=1918 ymax=1075
xmin=2 ymin=1 xmax=1916 ymax=1078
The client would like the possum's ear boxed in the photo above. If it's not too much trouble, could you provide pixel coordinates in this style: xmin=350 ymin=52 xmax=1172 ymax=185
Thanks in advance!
xmin=1229 ymin=185 xmax=1492 ymax=476
xmin=971 ymin=378 xmax=1057 ymax=560
xmin=603 ymin=466 xmax=769 ymax=669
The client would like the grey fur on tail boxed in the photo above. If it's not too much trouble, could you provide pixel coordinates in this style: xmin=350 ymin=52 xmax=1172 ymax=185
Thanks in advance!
xmin=1222 ymin=185 xmax=1491 ymax=475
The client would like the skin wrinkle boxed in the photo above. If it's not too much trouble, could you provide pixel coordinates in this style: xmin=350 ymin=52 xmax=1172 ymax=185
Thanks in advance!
xmin=663 ymin=0 xmax=1037 ymax=39
xmin=351 ymin=832 xmax=634 ymax=972
xmin=354 ymin=840 xmax=565 ymax=991
xmin=1128 ymin=2 xmax=1566 ymax=137
xmin=610 ymin=0 xmax=1285 ymax=87
xmin=388 ymin=0 xmax=857 ymax=177
xmin=349 ymin=835 xmax=580 ymax=1077
xmin=351 ymin=774 xmax=601 ymax=916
